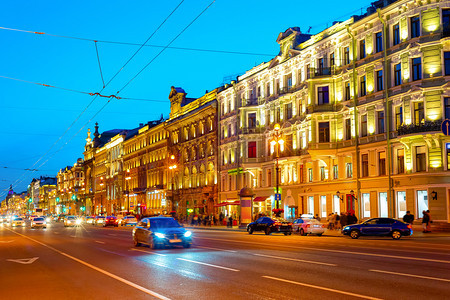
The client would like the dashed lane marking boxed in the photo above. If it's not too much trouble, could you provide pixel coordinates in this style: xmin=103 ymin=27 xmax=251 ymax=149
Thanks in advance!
xmin=95 ymin=241 xmax=105 ymax=244
xmin=195 ymin=246 xmax=237 ymax=253
xmin=263 ymin=276 xmax=383 ymax=300
xmin=130 ymin=248 xmax=167 ymax=257
xmin=176 ymin=258 xmax=240 ymax=272
xmin=253 ymin=253 xmax=337 ymax=266
xmin=370 ymin=269 xmax=450 ymax=283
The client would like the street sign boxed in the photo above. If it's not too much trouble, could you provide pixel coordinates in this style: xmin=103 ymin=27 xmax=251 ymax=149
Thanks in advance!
xmin=274 ymin=193 xmax=281 ymax=201
xmin=442 ymin=119 xmax=450 ymax=136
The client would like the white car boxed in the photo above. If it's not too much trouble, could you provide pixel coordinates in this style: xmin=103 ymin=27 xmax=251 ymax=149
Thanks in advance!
xmin=64 ymin=216 xmax=81 ymax=227
xmin=292 ymin=218 xmax=325 ymax=236
xmin=11 ymin=217 xmax=25 ymax=227
xmin=120 ymin=216 xmax=138 ymax=226
xmin=31 ymin=217 xmax=46 ymax=229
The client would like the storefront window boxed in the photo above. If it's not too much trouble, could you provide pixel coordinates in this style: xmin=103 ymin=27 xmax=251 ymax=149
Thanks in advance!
xmin=308 ymin=196 xmax=314 ymax=215
xmin=363 ymin=193 xmax=370 ymax=218
xmin=397 ymin=191 xmax=406 ymax=218
xmin=333 ymin=195 xmax=340 ymax=213
xmin=379 ymin=192 xmax=388 ymax=217
xmin=417 ymin=190 xmax=428 ymax=218
xmin=320 ymin=195 xmax=327 ymax=218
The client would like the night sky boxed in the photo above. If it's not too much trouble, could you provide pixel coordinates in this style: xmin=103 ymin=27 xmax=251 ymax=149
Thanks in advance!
xmin=0 ymin=0 xmax=370 ymax=197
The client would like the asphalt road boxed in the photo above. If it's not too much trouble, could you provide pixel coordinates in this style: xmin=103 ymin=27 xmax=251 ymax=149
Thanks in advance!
xmin=1 ymin=221 xmax=449 ymax=300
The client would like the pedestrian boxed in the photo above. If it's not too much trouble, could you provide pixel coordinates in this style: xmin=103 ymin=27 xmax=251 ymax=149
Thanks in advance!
xmin=422 ymin=210 xmax=430 ymax=232
xmin=334 ymin=212 xmax=340 ymax=230
xmin=228 ymin=215 xmax=233 ymax=228
xmin=219 ymin=212 xmax=224 ymax=225
xmin=314 ymin=214 xmax=321 ymax=222
xmin=193 ymin=214 xmax=198 ymax=226
xmin=340 ymin=212 xmax=347 ymax=230
xmin=426 ymin=210 xmax=432 ymax=232
xmin=402 ymin=211 xmax=414 ymax=225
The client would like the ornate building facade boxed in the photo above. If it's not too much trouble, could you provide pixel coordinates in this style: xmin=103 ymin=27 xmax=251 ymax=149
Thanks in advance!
xmin=219 ymin=0 xmax=450 ymax=223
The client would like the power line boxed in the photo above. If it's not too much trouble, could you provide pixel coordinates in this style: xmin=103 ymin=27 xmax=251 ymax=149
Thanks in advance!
xmin=94 ymin=41 xmax=106 ymax=88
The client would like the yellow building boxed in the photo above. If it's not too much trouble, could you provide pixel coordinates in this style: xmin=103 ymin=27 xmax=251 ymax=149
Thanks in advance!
xmin=219 ymin=0 xmax=450 ymax=224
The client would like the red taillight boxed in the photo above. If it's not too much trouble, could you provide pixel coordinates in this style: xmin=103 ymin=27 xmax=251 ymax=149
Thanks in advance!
xmin=306 ymin=224 xmax=310 ymax=228
xmin=288 ymin=223 xmax=292 ymax=226
xmin=407 ymin=224 xmax=412 ymax=229
xmin=274 ymin=222 xmax=281 ymax=226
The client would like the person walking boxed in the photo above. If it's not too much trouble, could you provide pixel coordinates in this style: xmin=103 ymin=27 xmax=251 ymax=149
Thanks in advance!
xmin=422 ymin=210 xmax=430 ymax=233
xmin=340 ymin=212 xmax=347 ymax=231
xmin=426 ymin=210 xmax=432 ymax=232
xmin=402 ymin=211 xmax=414 ymax=225
xmin=228 ymin=215 xmax=233 ymax=228
xmin=334 ymin=212 xmax=340 ymax=230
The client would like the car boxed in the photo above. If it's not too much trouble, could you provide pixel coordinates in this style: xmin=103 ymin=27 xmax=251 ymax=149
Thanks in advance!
xmin=10 ymin=217 xmax=25 ymax=227
xmin=64 ymin=216 xmax=81 ymax=227
xmin=342 ymin=218 xmax=413 ymax=240
xmin=30 ymin=217 xmax=46 ymax=229
xmin=120 ymin=215 xmax=138 ymax=226
xmin=292 ymin=218 xmax=325 ymax=236
xmin=103 ymin=216 xmax=119 ymax=227
xmin=86 ymin=216 xmax=95 ymax=224
xmin=132 ymin=217 xmax=192 ymax=249
xmin=247 ymin=217 xmax=292 ymax=235
xmin=93 ymin=216 xmax=106 ymax=225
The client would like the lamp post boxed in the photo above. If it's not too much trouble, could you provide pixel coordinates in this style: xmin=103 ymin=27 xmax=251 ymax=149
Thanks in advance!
xmin=125 ymin=169 xmax=131 ymax=214
xmin=336 ymin=191 xmax=344 ymax=202
xmin=99 ymin=177 xmax=104 ymax=215
xmin=169 ymin=155 xmax=177 ymax=213
xmin=270 ymin=123 xmax=284 ymax=210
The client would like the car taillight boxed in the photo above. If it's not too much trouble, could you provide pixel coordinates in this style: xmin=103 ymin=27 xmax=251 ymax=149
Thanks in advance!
xmin=407 ymin=224 xmax=412 ymax=229
xmin=288 ymin=223 xmax=292 ymax=226
xmin=274 ymin=222 xmax=281 ymax=226
xmin=306 ymin=224 xmax=310 ymax=228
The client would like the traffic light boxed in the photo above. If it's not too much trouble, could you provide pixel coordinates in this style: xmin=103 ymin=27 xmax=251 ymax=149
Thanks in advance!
xmin=28 ymin=198 xmax=32 ymax=203
xmin=80 ymin=206 xmax=86 ymax=211
xmin=56 ymin=197 xmax=60 ymax=203
xmin=72 ymin=194 xmax=76 ymax=200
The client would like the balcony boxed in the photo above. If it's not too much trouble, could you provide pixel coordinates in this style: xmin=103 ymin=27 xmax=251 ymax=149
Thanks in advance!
xmin=242 ymin=98 xmax=259 ymax=106
xmin=307 ymin=67 xmax=334 ymax=79
xmin=241 ymin=127 xmax=265 ymax=134
xmin=397 ymin=120 xmax=442 ymax=136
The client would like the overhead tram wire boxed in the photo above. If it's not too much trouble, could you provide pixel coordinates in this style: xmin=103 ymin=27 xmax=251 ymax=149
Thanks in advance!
xmin=0 ymin=26 xmax=274 ymax=57
xmin=1 ymin=1 xmax=186 ymax=197
xmin=94 ymin=41 xmax=106 ymax=88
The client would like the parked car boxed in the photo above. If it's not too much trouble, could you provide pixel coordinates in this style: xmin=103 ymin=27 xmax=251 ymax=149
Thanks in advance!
xmin=93 ymin=216 xmax=106 ymax=225
xmin=64 ymin=216 xmax=81 ymax=227
xmin=342 ymin=218 xmax=413 ymax=240
xmin=10 ymin=217 xmax=25 ymax=227
xmin=132 ymin=217 xmax=192 ymax=249
xmin=247 ymin=217 xmax=292 ymax=235
xmin=292 ymin=218 xmax=325 ymax=236
xmin=86 ymin=216 xmax=95 ymax=224
xmin=103 ymin=216 xmax=119 ymax=227
xmin=30 ymin=217 xmax=46 ymax=229
xmin=120 ymin=215 xmax=138 ymax=226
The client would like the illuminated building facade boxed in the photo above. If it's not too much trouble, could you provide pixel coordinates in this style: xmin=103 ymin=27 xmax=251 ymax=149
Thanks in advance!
xmin=218 ymin=0 xmax=450 ymax=223
xmin=166 ymin=87 xmax=220 ymax=217
xmin=56 ymin=161 xmax=83 ymax=215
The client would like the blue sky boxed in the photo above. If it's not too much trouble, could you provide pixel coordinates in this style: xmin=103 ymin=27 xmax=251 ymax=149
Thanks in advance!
xmin=0 ymin=0 xmax=370 ymax=196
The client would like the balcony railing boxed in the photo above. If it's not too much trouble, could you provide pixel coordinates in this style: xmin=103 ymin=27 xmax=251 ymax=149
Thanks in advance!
xmin=241 ymin=127 xmax=264 ymax=134
xmin=242 ymin=98 xmax=258 ymax=106
xmin=307 ymin=67 xmax=334 ymax=79
xmin=397 ymin=120 xmax=442 ymax=136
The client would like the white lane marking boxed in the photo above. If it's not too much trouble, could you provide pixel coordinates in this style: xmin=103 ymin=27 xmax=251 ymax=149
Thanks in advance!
xmin=95 ymin=241 xmax=105 ymax=244
xmin=8 ymin=229 xmax=170 ymax=300
xmin=7 ymin=257 xmax=39 ymax=264
xmin=196 ymin=246 xmax=237 ymax=253
xmin=197 ymin=237 xmax=450 ymax=264
xmin=176 ymin=258 xmax=240 ymax=272
xmin=54 ymin=232 xmax=59 ymax=234
xmin=130 ymin=248 xmax=167 ymax=257
xmin=253 ymin=253 xmax=337 ymax=266
xmin=108 ymin=234 xmax=117 ymax=236
xmin=70 ymin=235 xmax=76 ymax=238
xmin=263 ymin=276 xmax=382 ymax=300
xmin=0 ymin=240 xmax=14 ymax=243
xmin=370 ymin=269 xmax=450 ymax=283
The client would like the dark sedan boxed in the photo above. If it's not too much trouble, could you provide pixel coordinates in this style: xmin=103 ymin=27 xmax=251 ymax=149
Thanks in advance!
xmin=247 ymin=217 xmax=292 ymax=235
xmin=132 ymin=217 xmax=192 ymax=249
xmin=103 ymin=216 xmax=119 ymax=227
xmin=342 ymin=218 xmax=412 ymax=240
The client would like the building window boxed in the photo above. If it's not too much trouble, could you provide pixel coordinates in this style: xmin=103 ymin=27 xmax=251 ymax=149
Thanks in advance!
xmin=320 ymin=195 xmax=327 ymax=218
xmin=330 ymin=52 xmax=335 ymax=68
xmin=445 ymin=97 xmax=450 ymax=119
xmin=333 ymin=195 xmax=340 ymax=213
xmin=376 ymin=70 xmax=383 ymax=91
xmin=362 ymin=154 xmax=369 ymax=177
xmin=333 ymin=165 xmax=338 ymax=179
xmin=361 ymin=114 xmax=368 ymax=137
xmin=445 ymin=52 xmax=450 ymax=76
xmin=318 ymin=122 xmax=330 ymax=143
xmin=362 ymin=193 xmax=370 ymax=218
xmin=346 ymin=162 xmax=353 ymax=178
xmin=228 ymin=124 xmax=232 ymax=137
xmin=286 ymin=74 xmax=293 ymax=89
xmin=410 ymin=16 xmax=420 ymax=38
xmin=307 ymin=168 xmax=313 ymax=182
xmin=320 ymin=166 xmax=326 ymax=181
xmin=318 ymin=58 xmax=324 ymax=73
xmin=360 ymin=76 xmax=366 ymax=97
xmin=397 ymin=149 xmax=405 ymax=174
xmin=444 ymin=9 xmax=450 ymax=36
xmin=377 ymin=111 xmax=385 ymax=134
xmin=248 ymin=141 xmax=257 ymax=158
xmin=447 ymin=143 xmax=450 ymax=170
xmin=345 ymin=82 xmax=351 ymax=100
xmin=285 ymin=103 xmax=293 ymax=119
xmin=308 ymin=196 xmax=314 ymax=215
xmin=397 ymin=191 xmax=407 ymax=218
xmin=360 ymin=39 xmax=366 ymax=59
xmin=268 ymin=169 xmax=272 ymax=187
xmin=248 ymin=113 xmax=256 ymax=128
xmin=413 ymin=102 xmax=424 ymax=125
xmin=379 ymin=192 xmax=388 ymax=217
xmin=416 ymin=146 xmax=426 ymax=172
xmin=395 ymin=106 xmax=403 ymax=129
xmin=417 ymin=190 xmax=428 ymax=218
xmin=344 ymin=46 xmax=350 ymax=64
xmin=412 ymin=57 xmax=422 ymax=81
xmin=375 ymin=32 xmax=383 ymax=53
xmin=345 ymin=118 xmax=352 ymax=140
xmin=394 ymin=63 xmax=402 ymax=86
xmin=317 ymin=86 xmax=329 ymax=104
xmin=379 ymin=152 xmax=386 ymax=176
xmin=393 ymin=23 xmax=400 ymax=45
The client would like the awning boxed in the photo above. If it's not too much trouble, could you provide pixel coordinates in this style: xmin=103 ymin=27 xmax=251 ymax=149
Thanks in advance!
xmin=253 ymin=196 xmax=269 ymax=202
xmin=214 ymin=202 xmax=229 ymax=207
xmin=228 ymin=200 xmax=240 ymax=205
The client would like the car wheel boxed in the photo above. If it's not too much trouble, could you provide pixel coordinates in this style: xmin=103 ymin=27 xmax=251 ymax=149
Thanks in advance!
xmin=317 ymin=233 xmax=323 ymax=236
xmin=289 ymin=232 xmax=292 ymax=235
xmin=350 ymin=229 xmax=360 ymax=239
xmin=265 ymin=227 xmax=271 ymax=235
xmin=392 ymin=230 xmax=402 ymax=240
xmin=183 ymin=243 xmax=191 ymax=248
xmin=133 ymin=236 xmax=141 ymax=247
xmin=248 ymin=227 xmax=253 ymax=234
xmin=300 ymin=229 xmax=306 ymax=236
xmin=150 ymin=238 xmax=158 ymax=249
xmin=284 ymin=232 xmax=288 ymax=236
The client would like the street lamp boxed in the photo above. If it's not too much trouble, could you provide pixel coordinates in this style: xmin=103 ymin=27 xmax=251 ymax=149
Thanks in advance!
xmin=99 ymin=177 xmax=104 ymax=215
xmin=125 ymin=169 xmax=131 ymax=214
xmin=169 ymin=155 xmax=177 ymax=213
xmin=336 ymin=191 xmax=344 ymax=202
xmin=270 ymin=123 xmax=284 ymax=209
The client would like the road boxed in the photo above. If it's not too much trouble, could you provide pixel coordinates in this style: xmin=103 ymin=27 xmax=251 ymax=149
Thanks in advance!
xmin=1 ymin=221 xmax=449 ymax=300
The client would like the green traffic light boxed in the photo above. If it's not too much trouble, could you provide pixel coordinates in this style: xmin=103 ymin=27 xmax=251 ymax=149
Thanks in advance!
xmin=56 ymin=197 xmax=60 ymax=202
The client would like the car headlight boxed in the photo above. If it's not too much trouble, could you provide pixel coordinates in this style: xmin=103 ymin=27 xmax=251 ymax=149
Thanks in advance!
xmin=155 ymin=232 xmax=165 ymax=239
xmin=184 ymin=231 xmax=192 ymax=238
xmin=76 ymin=219 xmax=82 ymax=225
xmin=344 ymin=226 xmax=350 ymax=230
xmin=46 ymin=217 xmax=51 ymax=222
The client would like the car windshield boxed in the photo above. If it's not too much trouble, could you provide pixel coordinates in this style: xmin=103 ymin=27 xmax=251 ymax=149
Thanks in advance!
xmin=126 ymin=216 xmax=136 ymax=219
xmin=34 ymin=218 xmax=44 ymax=221
xmin=97 ymin=216 xmax=105 ymax=219
xmin=14 ymin=218 xmax=23 ymax=221
xmin=272 ymin=218 xmax=288 ymax=222
xmin=68 ymin=216 xmax=76 ymax=220
xmin=149 ymin=218 xmax=181 ymax=229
